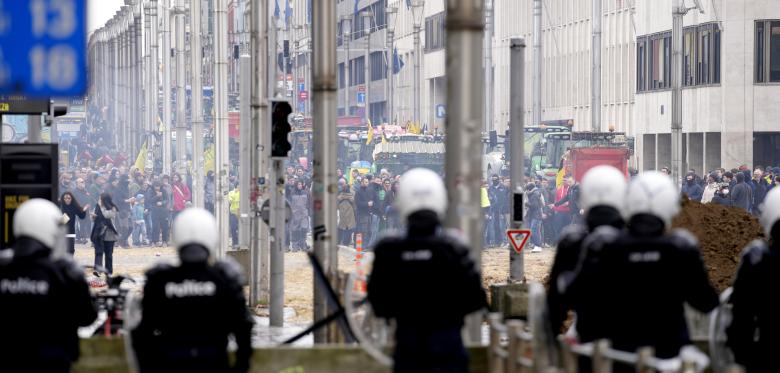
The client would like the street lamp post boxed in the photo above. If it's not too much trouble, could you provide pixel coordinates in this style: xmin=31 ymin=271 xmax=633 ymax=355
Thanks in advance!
xmin=412 ymin=1 xmax=424 ymax=129
xmin=341 ymin=15 xmax=352 ymax=117
xmin=386 ymin=6 xmax=397 ymax=125
xmin=361 ymin=10 xmax=372 ymax=125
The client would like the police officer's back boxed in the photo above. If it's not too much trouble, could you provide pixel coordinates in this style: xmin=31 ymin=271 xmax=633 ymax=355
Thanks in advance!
xmin=570 ymin=172 xmax=719 ymax=358
xmin=0 ymin=199 xmax=97 ymax=373
xmin=547 ymin=166 xmax=627 ymax=336
xmin=726 ymin=187 xmax=780 ymax=371
xmin=368 ymin=168 xmax=487 ymax=373
xmin=132 ymin=208 xmax=253 ymax=373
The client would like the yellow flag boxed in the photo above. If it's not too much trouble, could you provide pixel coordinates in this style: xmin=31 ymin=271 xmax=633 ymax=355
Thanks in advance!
xmin=134 ymin=141 xmax=147 ymax=172
xmin=366 ymin=119 xmax=374 ymax=145
xmin=556 ymin=167 xmax=566 ymax=188
xmin=408 ymin=122 xmax=422 ymax=135
xmin=381 ymin=132 xmax=387 ymax=144
xmin=204 ymin=144 xmax=216 ymax=172
xmin=158 ymin=116 xmax=165 ymax=132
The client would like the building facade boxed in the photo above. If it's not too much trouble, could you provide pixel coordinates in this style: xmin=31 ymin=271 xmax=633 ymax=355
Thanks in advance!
xmin=635 ymin=0 xmax=780 ymax=171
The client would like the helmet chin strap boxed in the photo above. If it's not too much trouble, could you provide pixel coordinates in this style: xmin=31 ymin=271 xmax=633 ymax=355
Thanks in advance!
xmin=179 ymin=245 xmax=210 ymax=264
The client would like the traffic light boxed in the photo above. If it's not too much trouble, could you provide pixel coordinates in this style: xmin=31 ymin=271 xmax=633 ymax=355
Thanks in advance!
xmin=271 ymin=100 xmax=293 ymax=158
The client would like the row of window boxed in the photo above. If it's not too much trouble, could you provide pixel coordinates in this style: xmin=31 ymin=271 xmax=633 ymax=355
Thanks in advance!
xmin=337 ymin=51 xmax=389 ymax=88
xmin=636 ymin=23 xmax=721 ymax=93
xmin=756 ymin=20 xmax=780 ymax=83
xmin=338 ymin=0 xmax=388 ymax=45
xmin=425 ymin=12 xmax=446 ymax=53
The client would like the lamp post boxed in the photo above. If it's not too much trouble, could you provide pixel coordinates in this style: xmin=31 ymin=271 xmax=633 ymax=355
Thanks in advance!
xmin=411 ymin=1 xmax=424 ymax=128
xmin=386 ymin=6 xmax=397 ymax=125
xmin=361 ymin=10 xmax=372 ymax=125
xmin=341 ymin=15 xmax=352 ymax=117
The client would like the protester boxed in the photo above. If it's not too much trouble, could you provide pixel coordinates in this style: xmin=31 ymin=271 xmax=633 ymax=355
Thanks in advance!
xmin=91 ymin=193 xmax=119 ymax=275
xmin=60 ymin=192 xmax=89 ymax=255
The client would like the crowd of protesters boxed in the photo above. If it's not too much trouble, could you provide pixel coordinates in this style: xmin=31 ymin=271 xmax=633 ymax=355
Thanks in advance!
xmin=673 ymin=165 xmax=780 ymax=214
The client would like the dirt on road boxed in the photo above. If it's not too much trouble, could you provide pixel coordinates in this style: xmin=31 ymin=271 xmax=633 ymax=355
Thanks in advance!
xmin=672 ymin=199 xmax=764 ymax=291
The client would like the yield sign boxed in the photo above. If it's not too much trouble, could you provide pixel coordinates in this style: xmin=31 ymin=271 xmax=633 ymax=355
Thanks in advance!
xmin=506 ymin=229 xmax=532 ymax=254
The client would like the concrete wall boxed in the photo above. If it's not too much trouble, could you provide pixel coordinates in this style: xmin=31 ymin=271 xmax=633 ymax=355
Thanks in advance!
xmin=491 ymin=0 xmax=635 ymax=134
xmin=73 ymin=338 xmax=489 ymax=373
xmin=634 ymin=0 xmax=780 ymax=170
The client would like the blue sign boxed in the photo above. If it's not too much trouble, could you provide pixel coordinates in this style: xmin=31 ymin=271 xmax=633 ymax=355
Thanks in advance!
xmin=356 ymin=92 xmax=366 ymax=107
xmin=298 ymin=102 xmax=305 ymax=113
xmin=298 ymin=82 xmax=305 ymax=91
xmin=0 ymin=0 xmax=87 ymax=96
xmin=436 ymin=104 xmax=446 ymax=118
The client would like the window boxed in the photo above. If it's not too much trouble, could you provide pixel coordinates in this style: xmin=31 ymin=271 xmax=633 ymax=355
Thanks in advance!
xmin=425 ymin=12 xmax=446 ymax=52
xmin=647 ymin=32 xmax=671 ymax=90
xmin=350 ymin=56 xmax=365 ymax=86
xmin=370 ymin=51 xmax=386 ymax=81
xmin=756 ymin=21 xmax=765 ymax=82
xmin=637 ymin=22 xmax=721 ymax=93
xmin=637 ymin=37 xmax=647 ymax=92
xmin=756 ymin=20 xmax=780 ymax=83
xmin=338 ymin=63 xmax=345 ymax=89
xmin=683 ymin=27 xmax=696 ymax=86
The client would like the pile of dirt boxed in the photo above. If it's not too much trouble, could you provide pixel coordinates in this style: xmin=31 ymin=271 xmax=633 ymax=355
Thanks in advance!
xmin=672 ymin=199 xmax=763 ymax=291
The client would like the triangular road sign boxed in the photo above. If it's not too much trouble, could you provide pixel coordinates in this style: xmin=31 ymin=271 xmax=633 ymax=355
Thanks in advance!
xmin=506 ymin=229 xmax=532 ymax=254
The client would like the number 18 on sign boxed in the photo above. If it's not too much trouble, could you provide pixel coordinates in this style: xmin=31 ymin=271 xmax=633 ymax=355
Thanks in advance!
xmin=0 ymin=0 xmax=87 ymax=96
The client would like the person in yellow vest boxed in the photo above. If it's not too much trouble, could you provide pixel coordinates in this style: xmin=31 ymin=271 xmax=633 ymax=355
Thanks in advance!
xmin=228 ymin=183 xmax=240 ymax=248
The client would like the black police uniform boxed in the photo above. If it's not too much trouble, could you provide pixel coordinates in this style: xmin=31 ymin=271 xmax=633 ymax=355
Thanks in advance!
xmin=726 ymin=238 xmax=780 ymax=372
xmin=0 ymin=237 xmax=97 ymax=373
xmin=368 ymin=210 xmax=487 ymax=373
xmin=132 ymin=253 xmax=254 ymax=373
xmin=568 ymin=216 xmax=719 ymax=358
xmin=547 ymin=205 xmax=624 ymax=336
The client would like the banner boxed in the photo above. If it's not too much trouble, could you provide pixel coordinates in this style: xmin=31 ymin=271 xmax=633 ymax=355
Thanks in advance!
xmin=204 ymin=144 xmax=216 ymax=172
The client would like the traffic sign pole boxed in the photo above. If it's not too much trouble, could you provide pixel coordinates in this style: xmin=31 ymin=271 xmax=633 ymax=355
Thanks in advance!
xmin=509 ymin=38 xmax=526 ymax=282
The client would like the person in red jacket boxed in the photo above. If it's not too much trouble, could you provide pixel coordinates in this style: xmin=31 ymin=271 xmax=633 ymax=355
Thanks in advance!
xmin=550 ymin=181 xmax=571 ymax=243
xmin=171 ymin=173 xmax=191 ymax=220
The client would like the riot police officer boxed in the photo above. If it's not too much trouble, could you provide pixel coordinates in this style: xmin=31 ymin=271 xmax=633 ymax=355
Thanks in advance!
xmin=569 ymin=171 xmax=719 ymax=358
xmin=0 ymin=199 xmax=97 ymax=373
xmin=367 ymin=168 xmax=487 ymax=373
xmin=726 ymin=187 xmax=780 ymax=372
xmin=131 ymin=208 xmax=253 ymax=373
xmin=547 ymin=165 xmax=627 ymax=336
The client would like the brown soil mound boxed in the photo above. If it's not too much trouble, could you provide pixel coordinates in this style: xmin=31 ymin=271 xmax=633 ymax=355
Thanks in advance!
xmin=672 ymin=199 xmax=763 ymax=291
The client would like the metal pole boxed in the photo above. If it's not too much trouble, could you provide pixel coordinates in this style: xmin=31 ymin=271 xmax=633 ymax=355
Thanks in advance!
xmin=509 ymin=38 xmax=526 ymax=281
xmin=532 ymin=0 xmax=541 ymax=127
xmin=343 ymin=17 xmax=350 ymax=117
xmin=215 ymin=0 xmax=230 ymax=258
xmin=591 ymin=0 xmax=602 ymax=132
xmin=671 ymin=0 xmax=684 ymax=186
xmin=239 ymin=55 xmax=251 ymax=249
xmin=250 ymin=0 xmax=270 ymax=307
xmin=150 ymin=1 xmax=159 ymax=170
xmin=162 ymin=0 xmax=173 ymax=174
xmin=112 ymin=21 xmax=120 ymax=149
xmin=362 ymin=11 xmax=371 ymax=125
xmin=444 ymin=0 xmax=484 ymax=343
xmin=311 ymin=0 xmax=337 ymax=343
xmin=27 ymin=116 xmax=41 ymax=143
xmin=484 ymin=0 xmax=493 ymax=133
xmin=175 ymin=0 xmax=187 ymax=169
xmin=191 ymin=0 xmax=205 ymax=209
xmin=144 ymin=5 xmax=152 ymax=151
xmin=413 ymin=4 xmax=421 ymax=127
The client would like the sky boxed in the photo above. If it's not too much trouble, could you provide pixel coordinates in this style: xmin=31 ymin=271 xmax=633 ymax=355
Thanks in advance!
xmin=88 ymin=0 xmax=125 ymax=33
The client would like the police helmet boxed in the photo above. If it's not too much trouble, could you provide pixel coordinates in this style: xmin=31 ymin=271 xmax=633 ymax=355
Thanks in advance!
xmin=579 ymin=165 xmax=627 ymax=214
xmin=395 ymin=168 xmax=447 ymax=221
xmin=172 ymin=208 xmax=217 ymax=257
xmin=624 ymin=171 xmax=680 ymax=228
xmin=13 ymin=198 xmax=64 ymax=250
xmin=760 ymin=187 xmax=780 ymax=239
